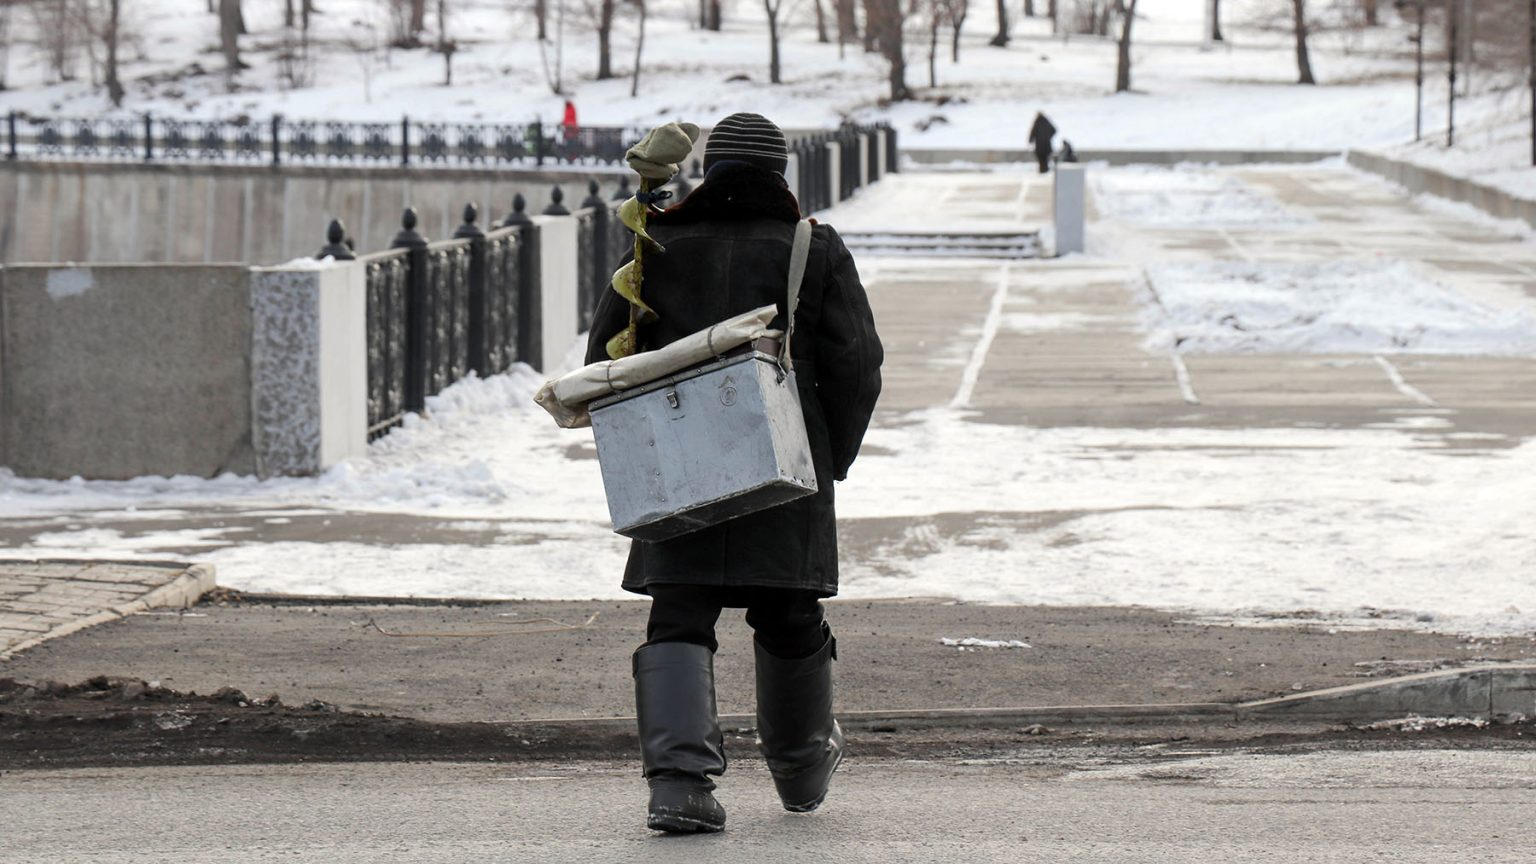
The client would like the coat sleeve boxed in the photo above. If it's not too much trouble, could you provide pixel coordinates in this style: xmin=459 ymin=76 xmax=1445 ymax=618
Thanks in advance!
xmin=583 ymin=250 xmax=635 ymax=366
xmin=812 ymin=226 xmax=884 ymax=481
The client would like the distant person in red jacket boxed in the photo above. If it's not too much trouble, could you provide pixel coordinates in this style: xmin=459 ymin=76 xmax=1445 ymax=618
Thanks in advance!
xmin=562 ymin=99 xmax=580 ymax=143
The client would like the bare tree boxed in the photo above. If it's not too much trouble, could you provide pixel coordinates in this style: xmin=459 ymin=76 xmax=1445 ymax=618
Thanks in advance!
xmin=219 ymin=0 xmax=245 ymax=86
xmin=32 ymin=0 xmax=79 ymax=81
xmin=926 ymin=0 xmax=941 ymax=84
xmin=949 ymin=0 xmax=966 ymax=60
xmin=835 ymin=0 xmax=857 ymax=51
xmin=410 ymin=0 xmax=425 ymax=41
xmin=1114 ymin=0 xmax=1137 ymax=91
xmin=765 ymin=0 xmax=784 ymax=82
xmin=629 ymin=0 xmax=645 ymax=94
xmin=1292 ymin=0 xmax=1315 ymax=84
xmin=1211 ymin=0 xmax=1222 ymax=40
xmin=436 ymin=0 xmax=455 ymax=84
xmin=813 ymin=0 xmax=829 ymax=41
xmin=862 ymin=0 xmax=878 ymax=50
xmin=103 ymin=0 xmax=123 ymax=103
xmin=1361 ymin=0 xmax=1376 ymax=26
xmin=867 ymin=0 xmax=908 ymax=98
xmin=989 ymin=0 xmax=1007 ymax=45
xmin=0 ymin=0 xmax=16 ymax=90
xmin=585 ymin=0 xmax=616 ymax=79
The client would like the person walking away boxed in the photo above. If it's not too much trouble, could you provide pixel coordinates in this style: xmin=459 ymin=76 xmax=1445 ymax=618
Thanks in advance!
xmin=584 ymin=112 xmax=884 ymax=834
xmin=1028 ymin=112 xmax=1057 ymax=174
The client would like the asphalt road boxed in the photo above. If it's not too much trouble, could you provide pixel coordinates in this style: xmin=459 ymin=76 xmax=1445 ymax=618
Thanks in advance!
xmin=5 ymin=747 xmax=1535 ymax=863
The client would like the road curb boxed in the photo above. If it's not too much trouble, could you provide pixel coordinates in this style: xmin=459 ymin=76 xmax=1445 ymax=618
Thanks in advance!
xmin=501 ymin=664 xmax=1536 ymax=733
xmin=0 ymin=563 xmax=216 ymax=661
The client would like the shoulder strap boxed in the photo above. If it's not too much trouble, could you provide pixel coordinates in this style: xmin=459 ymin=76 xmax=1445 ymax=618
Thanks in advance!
xmin=782 ymin=219 xmax=813 ymax=371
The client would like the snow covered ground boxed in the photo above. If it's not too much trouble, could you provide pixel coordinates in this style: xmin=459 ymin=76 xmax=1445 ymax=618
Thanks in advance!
xmin=1 ymin=0 xmax=1427 ymax=151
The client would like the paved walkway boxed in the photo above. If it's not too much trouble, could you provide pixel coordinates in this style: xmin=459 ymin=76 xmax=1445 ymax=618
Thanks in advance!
xmin=6 ymin=750 xmax=1535 ymax=862
xmin=0 ymin=561 xmax=213 ymax=660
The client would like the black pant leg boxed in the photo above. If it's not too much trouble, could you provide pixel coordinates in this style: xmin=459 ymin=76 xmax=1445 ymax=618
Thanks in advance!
xmin=645 ymin=585 xmax=725 ymax=653
xmin=744 ymin=589 xmax=827 ymax=660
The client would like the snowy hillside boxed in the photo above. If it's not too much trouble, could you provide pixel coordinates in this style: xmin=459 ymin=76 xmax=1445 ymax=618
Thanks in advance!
xmin=1 ymin=0 xmax=1432 ymax=151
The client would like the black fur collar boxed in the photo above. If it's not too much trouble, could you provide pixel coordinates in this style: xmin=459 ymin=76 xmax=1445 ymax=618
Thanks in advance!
xmin=653 ymin=161 xmax=803 ymax=225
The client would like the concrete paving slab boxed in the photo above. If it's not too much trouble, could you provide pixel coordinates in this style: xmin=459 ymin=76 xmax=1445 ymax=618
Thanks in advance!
xmin=0 ymin=560 xmax=216 ymax=660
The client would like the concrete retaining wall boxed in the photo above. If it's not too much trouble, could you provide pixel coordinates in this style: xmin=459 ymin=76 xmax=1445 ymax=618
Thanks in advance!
xmin=0 ymin=207 xmax=597 ymax=480
xmin=0 ymin=160 xmax=638 ymax=266
xmin=0 ymin=264 xmax=257 ymax=479
xmin=1346 ymin=149 xmax=1536 ymax=230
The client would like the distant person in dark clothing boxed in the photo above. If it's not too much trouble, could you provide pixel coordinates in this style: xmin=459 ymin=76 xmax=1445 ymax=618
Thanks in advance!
xmin=1058 ymin=139 xmax=1078 ymax=164
xmin=1027 ymin=112 xmax=1057 ymax=174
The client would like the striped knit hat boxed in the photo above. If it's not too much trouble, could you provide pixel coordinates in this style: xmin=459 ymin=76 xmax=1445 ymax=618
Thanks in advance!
xmin=703 ymin=112 xmax=789 ymax=175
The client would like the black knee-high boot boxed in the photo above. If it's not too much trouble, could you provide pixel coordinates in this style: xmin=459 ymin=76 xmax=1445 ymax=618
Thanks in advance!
xmin=753 ymin=626 xmax=843 ymax=812
xmin=633 ymin=641 xmax=728 ymax=832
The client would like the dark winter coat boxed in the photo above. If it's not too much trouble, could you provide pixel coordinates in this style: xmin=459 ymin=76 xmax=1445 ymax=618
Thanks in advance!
xmin=584 ymin=161 xmax=884 ymax=598
xmin=1028 ymin=113 xmax=1057 ymax=154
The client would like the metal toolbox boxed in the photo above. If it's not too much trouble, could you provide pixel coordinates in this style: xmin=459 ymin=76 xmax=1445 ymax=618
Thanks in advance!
xmin=589 ymin=341 xmax=819 ymax=541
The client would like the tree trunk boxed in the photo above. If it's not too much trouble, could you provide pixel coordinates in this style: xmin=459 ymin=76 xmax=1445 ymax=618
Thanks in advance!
xmin=285 ymin=0 xmax=295 ymax=28
xmin=872 ymin=0 xmax=908 ymax=98
xmin=951 ymin=6 xmax=965 ymax=61
xmin=1211 ymin=0 xmax=1222 ymax=41
xmin=989 ymin=0 xmax=1007 ymax=45
xmin=219 ymin=0 xmax=242 ymax=79
xmin=1362 ymin=0 xmax=1377 ymax=26
xmin=813 ymin=0 xmax=829 ymax=41
xmin=0 ymin=2 xmax=10 ymax=91
xmin=410 ymin=0 xmax=426 ymax=37
xmin=862 ymin=0 xmax=878 ymax=50
xmin=836 ymin=0 xmax=858 ymax=44
xmin=1114 ymin=0 xmax=1136 ymax=92
xmin=927 ymin=6 xmax=939 ymax=86
xmin=596 ymin=0 xmax=614 ymax=79
xmin=766 ymin=1 xmax=782 ymax=82
xmin=105 ymin=0 xmax=124 ymax=104
xmin=1292 ymin=0 xmax=1314 ymax=84
xmin=707 ymin=0 xmax=721 ymax=29
xmin=631 ymin=0 xmax=646 ymax=96
xmin=1024 ymin=0 xmax=1034 ymax=15
xmin=537 ymin=0 xmax=547 ymax=39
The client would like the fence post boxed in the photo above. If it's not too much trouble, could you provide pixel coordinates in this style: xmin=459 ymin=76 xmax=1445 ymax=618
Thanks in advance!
xmin=500 ymin=193 xmax=543 ymax=371
xmin=142 ymin=114 xmax=153 ymax=161
xmin=886 ymin=124 xmax=899 ymax=174
xmin=532 ymin=118 xmax=546 ymax=167
xmin=400 ymin=115 xmax=411 ymax=166
xmin=391 ymin=207 xmax=430 ymax=411
xmin=271 ymin=115 xmax=282 ymax=166
xmin=455 ymin=202 xmax=489 ymax=376
xmin=6 ymin=112 xmax=16 ymax=161
xmin=317 ymin=219 xmax=356 ymax=260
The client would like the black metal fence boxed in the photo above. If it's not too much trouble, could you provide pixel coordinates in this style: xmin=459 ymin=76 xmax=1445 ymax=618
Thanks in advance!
xmin=4 ymin=111 xmax=645 ymax=168
xmin=791 ymin=123 xmax=897 ymax=215
xmin=323 ymin=187 xmax=623 ymax=437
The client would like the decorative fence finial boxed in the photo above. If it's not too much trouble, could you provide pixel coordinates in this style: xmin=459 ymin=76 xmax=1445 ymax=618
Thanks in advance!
xmin=392 ymin=206 xmax=428 ymax=248
xmin=455 ymin=202 xmax=485 ymax=239
xmin=317 ymin=218 xmax=356 ymax=261
xmin=543 ymin=185 xmax=570 ymax=216
xmin=612 ymin=175 xmax=632 ymax=201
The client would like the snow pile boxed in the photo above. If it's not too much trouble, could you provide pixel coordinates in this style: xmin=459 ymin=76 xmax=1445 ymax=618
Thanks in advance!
xmin=940 ymin=637 xmax=1032 ymax=650
xmin=1092 ymin=168 xmax=1313 ymax=229
xmin=1360 ymin=715 xmax=1492 ymax=732
xmin=1142 ymin=260 xmax=1536 ymax=355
